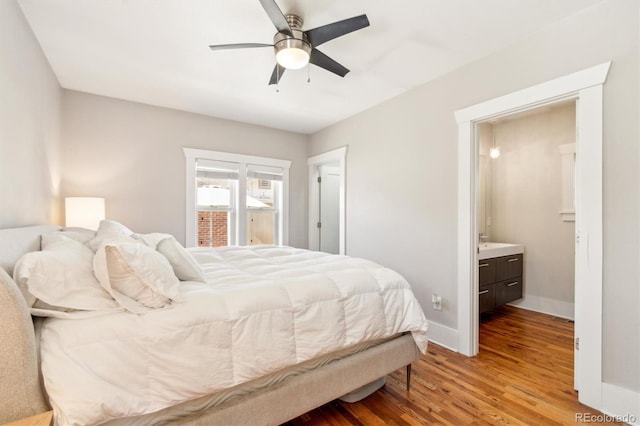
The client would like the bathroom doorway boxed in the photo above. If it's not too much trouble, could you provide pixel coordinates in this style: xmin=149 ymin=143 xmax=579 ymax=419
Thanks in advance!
xmin=476 ymin=103 xmax=577 ymax=379
xmin=455 ymin=62 xmax=610 ymax=410
xmin=477 ymin=102 xmax=577 ymax=322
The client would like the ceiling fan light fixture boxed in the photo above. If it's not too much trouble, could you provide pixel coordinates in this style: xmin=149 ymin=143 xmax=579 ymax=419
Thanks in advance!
xmin=208 ymin=4 xmax=370 ymax=86
xmin=274 ymin=36 xmax=311 ymax=70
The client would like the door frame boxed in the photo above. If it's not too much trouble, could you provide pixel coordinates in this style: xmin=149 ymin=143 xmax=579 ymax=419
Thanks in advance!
xmin=307 ymin=147 xmax=347 ymax=254
xmin=455 ymin=62 xmax=610 ymax=410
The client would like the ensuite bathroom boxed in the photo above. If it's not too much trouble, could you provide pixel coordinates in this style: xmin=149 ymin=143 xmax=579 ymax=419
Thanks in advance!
xmin=476 ymin=101 xmax=577 ymax=341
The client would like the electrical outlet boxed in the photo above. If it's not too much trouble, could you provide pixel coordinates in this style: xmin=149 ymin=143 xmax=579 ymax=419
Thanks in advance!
xmin=432 ymin=294 xmax=442 ymax=311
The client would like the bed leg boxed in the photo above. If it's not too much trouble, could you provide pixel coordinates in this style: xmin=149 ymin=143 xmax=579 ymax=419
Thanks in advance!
xmin=406 ymin=364 xmax=412 ymax=391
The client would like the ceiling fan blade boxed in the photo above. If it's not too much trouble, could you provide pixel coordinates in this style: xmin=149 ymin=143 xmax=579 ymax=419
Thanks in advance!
xmin=258 ymin=0 xmax=293 ymax=37
xmin=309 ymin=49 xmax=349 ymax=77
xmin=268 ymin=63 xmax=286 ymax=85
xmin=305 ymin=14 xmax=369 ymax=48
xmin=209 ymin=43 xmax=273 ymax=51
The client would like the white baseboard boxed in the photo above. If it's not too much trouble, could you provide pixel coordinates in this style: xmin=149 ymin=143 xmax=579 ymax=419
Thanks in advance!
xmin=427 ymin=320 xmax=458 ymax=352
xmin=601 ymin=383 xmax=640 ymax=425
xmin=509 ymin=294 xmax=575 ymax=320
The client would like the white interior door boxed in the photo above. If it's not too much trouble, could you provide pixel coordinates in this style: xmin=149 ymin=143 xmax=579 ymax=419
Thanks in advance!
xmin=307 ymin=147 xmax=347 ymax=255
xmin=319 ymin=165 xmax=341 ymax=254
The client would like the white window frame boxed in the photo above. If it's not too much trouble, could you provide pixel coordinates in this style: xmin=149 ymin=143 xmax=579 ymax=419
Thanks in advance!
xmin=184 ymin=148 xmax=291 ymax=248
xmin=195 ymin=159 xmax=240 ymax=245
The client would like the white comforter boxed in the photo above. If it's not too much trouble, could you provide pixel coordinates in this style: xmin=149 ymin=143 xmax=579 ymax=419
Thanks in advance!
xmin=40 ymin=246 xmax=428 ymax=425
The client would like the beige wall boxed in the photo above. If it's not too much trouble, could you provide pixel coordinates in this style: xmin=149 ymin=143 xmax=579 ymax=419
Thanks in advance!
xmin=0 ymin=0 xmax=61 ymax=227
xmin=309 ymin=0 xmax=639 ymax=391
xmin=61 ymin=91 xmax=309 ymax=247
xmin=489 ymin=104 xmax=576 ymax=317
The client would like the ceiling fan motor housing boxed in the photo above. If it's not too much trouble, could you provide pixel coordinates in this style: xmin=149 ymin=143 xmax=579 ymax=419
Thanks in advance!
xmin=273 ymin=14 xmax=311 ymax=69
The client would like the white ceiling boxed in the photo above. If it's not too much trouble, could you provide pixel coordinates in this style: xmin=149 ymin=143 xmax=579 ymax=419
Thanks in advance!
xmin=18 ymin=0 xmax=602 ymax=134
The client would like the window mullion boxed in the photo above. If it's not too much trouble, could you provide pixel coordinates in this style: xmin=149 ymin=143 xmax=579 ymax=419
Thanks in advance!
xmin=237 ymin=164 xmax=248 ymax=245
xmin=274 ymin=182 xmax=281 ymax=245
xmin=229 ymin=181 xmax=237 ymax=246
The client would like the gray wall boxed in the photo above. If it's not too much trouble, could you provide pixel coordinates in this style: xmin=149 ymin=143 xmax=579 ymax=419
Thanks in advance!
xmin=61 ymin=91 xmax=309 ymax=247
xmin=309 ymin=0 xmax=639 ymax=391
xmin=0 ymin=0 xmax=61 ymax=227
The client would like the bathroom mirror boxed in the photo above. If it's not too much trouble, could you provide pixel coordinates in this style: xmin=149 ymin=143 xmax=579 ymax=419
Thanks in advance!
xmin=477 ymin=122 xmax=493 ymax=241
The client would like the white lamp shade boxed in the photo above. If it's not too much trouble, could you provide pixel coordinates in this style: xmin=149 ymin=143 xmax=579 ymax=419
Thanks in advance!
xmin=65 ymin=197 xmax=105 ymax=230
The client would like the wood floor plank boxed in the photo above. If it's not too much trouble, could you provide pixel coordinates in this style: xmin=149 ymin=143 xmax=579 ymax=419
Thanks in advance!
xmin=285 ymin=306 xmax=621 ymax=425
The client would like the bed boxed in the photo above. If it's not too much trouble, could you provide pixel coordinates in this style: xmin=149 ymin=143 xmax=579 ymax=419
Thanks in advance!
xmin=0 ymin=223 xmax=428 ymax=425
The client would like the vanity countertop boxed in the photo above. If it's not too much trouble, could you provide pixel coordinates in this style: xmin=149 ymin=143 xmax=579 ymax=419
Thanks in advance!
xmin=478 ymin=242 xmax=524 ymax=260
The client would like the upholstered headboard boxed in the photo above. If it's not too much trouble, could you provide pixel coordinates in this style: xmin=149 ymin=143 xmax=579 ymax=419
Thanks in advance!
xmin=0 ymin=225 xmax=60 ymax=276
xmin=0 ymin=225 xmax=59 ymax=423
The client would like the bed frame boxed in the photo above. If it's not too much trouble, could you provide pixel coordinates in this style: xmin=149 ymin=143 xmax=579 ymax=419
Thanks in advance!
xmin=0 ymin=225 xmax=420 ymax=425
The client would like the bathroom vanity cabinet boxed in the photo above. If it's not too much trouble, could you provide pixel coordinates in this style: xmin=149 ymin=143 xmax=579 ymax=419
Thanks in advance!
xmin=479 ymin=253 xmax=523 ymax=314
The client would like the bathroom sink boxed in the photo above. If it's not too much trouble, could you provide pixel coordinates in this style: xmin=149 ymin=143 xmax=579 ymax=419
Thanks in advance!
xmin=478 ymin=242 xmax=524 ymax=260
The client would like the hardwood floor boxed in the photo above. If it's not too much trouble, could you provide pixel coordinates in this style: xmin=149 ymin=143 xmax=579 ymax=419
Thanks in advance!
xmin=286 ymin=306 xmax=618 ymax=425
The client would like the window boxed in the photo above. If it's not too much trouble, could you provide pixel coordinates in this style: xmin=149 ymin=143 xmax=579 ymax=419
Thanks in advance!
xmin=246 ymin=165 xmax=283 ymax=245
xmin=196 ymin=159 xmax=238 ymax=247
xmin=184 ymin=148 xmax=291 ymax=248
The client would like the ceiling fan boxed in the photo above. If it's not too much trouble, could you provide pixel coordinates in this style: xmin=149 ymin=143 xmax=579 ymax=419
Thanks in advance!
xmin=209 ymin=0 xmax=370 ymax=85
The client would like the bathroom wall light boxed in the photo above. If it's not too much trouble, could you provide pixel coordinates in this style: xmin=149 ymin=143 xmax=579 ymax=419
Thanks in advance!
xmin=490 ymin=132 xmax=500 ymax=159
xmin=65 ymin=197 xmax=105 ymax=230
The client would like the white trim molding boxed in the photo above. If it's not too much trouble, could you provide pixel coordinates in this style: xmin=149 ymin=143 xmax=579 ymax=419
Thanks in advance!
xmin=307 ymin=147 xmax=347 ymax=254
xmin=426 ymin=320 xmax=458 ymax=352
xmin=455 ymin=62 xmax=610 ymax=411
xmin=601 ymin=383 xmax=640 ymax=426
xmin=558 ymin=143 xmax=576 ymax=222
xmin=509 ymin=295 xmax=575 ymax=321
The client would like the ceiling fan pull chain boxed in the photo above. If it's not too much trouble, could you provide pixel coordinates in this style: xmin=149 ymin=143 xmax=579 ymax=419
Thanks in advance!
xmin=307 ymin=63 xmax=311 ymax=83
xmin=276 ymin=66 xmax=280 ymax=93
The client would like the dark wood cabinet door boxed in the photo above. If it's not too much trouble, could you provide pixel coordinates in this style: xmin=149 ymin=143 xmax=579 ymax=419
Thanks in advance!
xmin=496 ymin=254 xmax=523 ymax=282
xmin=479 ymin=284 xmax=495 ymax=313
xmin=479 ymin=258 xmax=496 ymax=286
xmin=495 ymin=279 xmax=523 ymax=306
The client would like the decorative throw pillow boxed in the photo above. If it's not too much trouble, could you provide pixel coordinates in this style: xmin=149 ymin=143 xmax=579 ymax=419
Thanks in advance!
xmin=96 ymin=219 xmax=134 ymax=236
xmin=59 ymin=227 xmax=97 ymax=244
xmin=13 ymin=234 xmax=120 ymax=316
xmin=86 ymin=220 xmax=136 ymax=252
xmin=93 ymin=242 xmax=181 ymax=314
xmin=134 ymin=233 xmax=206 ymax=282
xmin=133 ymin=232 xmax=171 ymax=250
xmin=157 ymin=237 xmax=206 ymax=282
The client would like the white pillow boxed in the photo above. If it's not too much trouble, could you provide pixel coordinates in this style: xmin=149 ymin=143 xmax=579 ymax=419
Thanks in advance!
xmin=86 ymin=220 xmax=136 ymax=252
xmin=59 ymin=227 xmax=96 ymax=244
xmin=133 ymin=232 xmax=171 ymax=249
xmin=157 ymin=237 xmax=206 ymax=282
xmin=96 ymin=219 xmax=134 ymax=236
xmin=134 ymin=233 xmax=205 ymax=282
xmin=13 ymin=234 xmax=120 ymax=316
xmin=93 ymin=242 xmax=181 ymax=314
